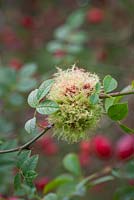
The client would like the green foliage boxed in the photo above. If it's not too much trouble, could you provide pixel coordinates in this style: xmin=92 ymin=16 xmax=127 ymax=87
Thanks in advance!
xmin=95 ymin=82 xmax=101 ymax=93
xmin=0 ymin=140 xmax=17 ymax=193
xmin=27 ymin=79 xmax=59 ymax=116
xmin=105 ymin=97 xmax=115 ymax=112
xmin=44 ymin=175 xmax=74 ymax=194
xmin=118 ymin=122 xmax=134 ymax=134
xmin=14 ymin=150 xmax=38 ymax=199
xmin=66 ymin=10 xmax=85 ymax=28
xmin=43 ymin=193 xmax=58 ymax=200
xmin=0 ymin=2 xmax=134 ymax=199
xmin=43 ymin=153 xmax=115 ymax=200
xmin=47 ymin=10 xmax=87 ymax=63
xmin=91 ymin=175 xmax=114 ymax=186
xmin=18 ymin=63 xmax=37 ymax=78
xmin=0 ymin=64 xmax=37 ymax=108
xmin=113 ymin=160 xmax=134 ymax=180
xmin=89 ymin=82 xmax=101 ymax=105
xmin=17 ymin=78 xmax=37 ymax=92
xmin=108 ymin=103 xmax=128 ymax=121
xmin=89 ymin=93 xmax=99 ymax=104
xmin=37 ymin=79 xmax=54 ymax=101
xmin=103 ymin=75 xmax=118 ymax=93
xmin=14 ymin=173 xmax=21 ymax=190
xmin=24 ymin=117 xmax=37 ymax=134
xmin=36 ymin=100 xmax=59 ymax=115
xmin=28 ymin=89 xmax=39 ymax=108
xmin=63 ymin=153 xmax=82 ymax=177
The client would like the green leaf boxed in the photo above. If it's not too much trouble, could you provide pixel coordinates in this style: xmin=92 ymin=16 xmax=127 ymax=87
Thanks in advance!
xmin=89 ymin=93 xmax=99 ymax=105
xmin=44 ymin=174 xmax=74 ymax=194
xmin=21 ymin=155 xmax=38 ymax=175
xmin=36 ymin=100 xmax=59 ymax=115
xmin=54 ymin=25 xmax=71 ymax=40
xmin=17 ymin=78 xmax=37 ymax=92
xmin=103 ymin=75 xmax=118 ymax=93
xmin=43 ymin=193 xmax=58 ymax=200
xmin=105 ymin=97 xmax=115 ymax=112
xmin=57 ymin=181 xmax=78 ymax=199
xmin=119 ymin=123 xmax=134 ymax=134
xmin=14 ymin=173 xmax=22 ymax=190
xmin=47 ymin=41 xmax=63 ymax=52
xmin=108 ymin=103 xmax=128 ymax=121
xmin=17 ymin=150 xmax=31 ymax=168
xmin=27 ymin=89 xmax=39 ymax=108
xmin=19 ymin=63 xmax=37 ymax=77
xmin=68 ymin=31 xmax=88 ymax=44
xmin=15 ymin=151 xmax=38 ymax=197
xmin=24 ymin=117 xmax=37 ymax=134
xmin=63 ymin=153 xmax=82 ymax=176
xmin=95 ymin=82 xmax=101 ymax=93
xmin=37 ymin=79 xmax=54 ymax=100
xmin=104 ymin=85 xmax=132 ymax=110
xmin=91 ymin=175 xmax=114 ymax=186
xmin=25 ymin=170 xmax=37 ymax=181
xmin=65 ymin=44 xmax=82 ymax=53
xmin=112 ymin=168 xmax=121 ymax=178
xmin=74 ymin=181 xmax=87 ymax=197
xmin=21 ymin=184 xmax=37 ymax=199
xmin=67 ymin=10 xmax=85 ymax=28
xmin=123 ymin=161 xmax=134 ymax=179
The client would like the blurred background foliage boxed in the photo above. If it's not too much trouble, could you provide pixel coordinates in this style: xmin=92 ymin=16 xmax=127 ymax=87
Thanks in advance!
xmin=0 ymin=0 xmax=134 ymax=199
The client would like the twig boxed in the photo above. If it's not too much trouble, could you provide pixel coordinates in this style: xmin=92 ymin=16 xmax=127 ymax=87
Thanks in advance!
xmin=85 ymin=166 xmax=112 ymax=182
xmin=0 ymin=125 xmax=52 ymax=154
xmin=99 ymin=90 xmax=134 ymax=99
xmin=83 ymin=166 xmax=114 ymax=188
xmin=0 ymin=90 xmax=134 ymax=154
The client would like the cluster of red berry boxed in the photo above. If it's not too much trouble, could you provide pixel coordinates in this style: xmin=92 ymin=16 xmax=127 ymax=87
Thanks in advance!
xmin=33 ymin=133 xmax=134 ymax=193
xmin=79 ymin=134 xmax=134 ymax=167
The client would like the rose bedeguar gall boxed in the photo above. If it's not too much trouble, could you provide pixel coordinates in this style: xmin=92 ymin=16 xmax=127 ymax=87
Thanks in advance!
xmin=47 ymin=66 xmax=103 ymax=143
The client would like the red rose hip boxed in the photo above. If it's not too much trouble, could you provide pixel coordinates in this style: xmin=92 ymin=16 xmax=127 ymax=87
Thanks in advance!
xmin=115 ymin=135 xmax=134 ymax=160
xmin=9 ymin=58 xmax=22 ymax=70
xmin=53 ymin=49 xmax=66 ymax=58
xmin=87 ymin=8 xmax=104 ymax=24
xmin=79 ymin=140 xmax=91 ymax=154
xmin=35 ymin=177 xmax=49 ymax=191
xmin=21 ymin=16 xmax=34 ymax=29
xmin=92 ymin=135 xmax=112 ymax=159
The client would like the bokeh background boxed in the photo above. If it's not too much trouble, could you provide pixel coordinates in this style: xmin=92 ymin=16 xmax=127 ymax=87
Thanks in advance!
xmin=0 ymin=0 xmax=134 ymax=199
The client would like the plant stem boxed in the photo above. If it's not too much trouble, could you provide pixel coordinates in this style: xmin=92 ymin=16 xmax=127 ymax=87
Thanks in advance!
xmin=0 ymin=125 xmax=52 ymax=154
xmin=99 ymin=90 xmax=134 ymax=99
xmin=86 ymin=166 xmax=112 ymax=182
xmin=0 ymin=90 xmax=133 ymax=154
